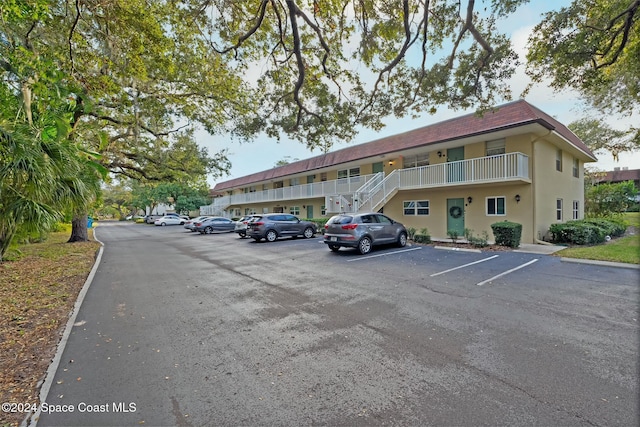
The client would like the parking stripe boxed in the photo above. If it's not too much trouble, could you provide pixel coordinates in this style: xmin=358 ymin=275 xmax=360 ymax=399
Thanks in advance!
xmin=476 ymin=259 xmax=539 ymax=286
xmin=346 ymin=247 xmax=422 ymax=262
xmin=429 ymin=255 xmax=500 ymax=277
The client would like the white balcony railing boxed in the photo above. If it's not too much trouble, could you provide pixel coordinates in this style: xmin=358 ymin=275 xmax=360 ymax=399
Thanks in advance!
xmin=206 ymin=173 xmax=381 ymax=212
xmin=202 ymin=152 xmax=530 ymax=215
xmin=358 ymin=152 xmax=530 ymax=212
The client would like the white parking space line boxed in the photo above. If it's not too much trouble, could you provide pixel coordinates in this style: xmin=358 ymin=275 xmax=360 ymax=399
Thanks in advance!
xmin=346 ymin=247 xmax=422 ymax=262
xmin=476 ymin=259 xmax=539 ymax=286
xmin=429 ymin=255 xmax=500 ymax=277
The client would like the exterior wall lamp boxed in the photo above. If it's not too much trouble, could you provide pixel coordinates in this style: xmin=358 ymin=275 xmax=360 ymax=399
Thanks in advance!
xmin=515 ymin=194 xmax=521 ymax=203
xmin=467 ymin=196 xmax=473 ymax=204
xmin=437 ymin=151 xmax=443 ymax=158
xmin=388 ymin=160 xmax=394 ymax=166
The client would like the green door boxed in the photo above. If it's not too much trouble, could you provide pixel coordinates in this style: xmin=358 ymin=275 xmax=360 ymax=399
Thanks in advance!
xmin=372 ymin=162 xmax=384 ymax=174
xmin=306 ymin=205 xmax=314 ymax=218
xmin=447 ymin=198 xmax=465 ymax=236
xmin=447 ymin=147 xmax=465 ymax=183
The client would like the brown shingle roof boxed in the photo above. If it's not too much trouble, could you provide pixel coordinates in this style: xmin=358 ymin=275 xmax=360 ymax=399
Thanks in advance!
xmin=213 ymin=99 xmax=596 ymax=191
xmin=597 ymin=169 xmax=640 ymax=183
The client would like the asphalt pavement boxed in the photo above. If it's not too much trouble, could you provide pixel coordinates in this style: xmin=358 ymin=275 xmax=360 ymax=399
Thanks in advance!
xmin=28 ymin=222 xmax=639 ymax=426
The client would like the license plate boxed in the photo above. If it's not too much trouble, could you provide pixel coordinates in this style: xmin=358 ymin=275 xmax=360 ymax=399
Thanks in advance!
xmin=330 ymin=236 xmax=337 ymax=241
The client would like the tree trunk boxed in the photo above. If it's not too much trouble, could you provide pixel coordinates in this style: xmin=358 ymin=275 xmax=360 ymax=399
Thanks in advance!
xmin=68 ymin=213 xmax=89 ymax=242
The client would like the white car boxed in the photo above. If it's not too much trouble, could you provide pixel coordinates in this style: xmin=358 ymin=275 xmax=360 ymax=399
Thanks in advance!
xmin=184 ymin=216 xmax=211 ymax=231
xmin=154 ymin=215 xmax=186 ymax=226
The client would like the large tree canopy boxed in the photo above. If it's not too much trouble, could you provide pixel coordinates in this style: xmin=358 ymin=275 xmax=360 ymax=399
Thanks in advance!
xmin=207 ymin=0 xmax=524 ymax=149
xmin=526 ymin=0 xmax=639 ymax=116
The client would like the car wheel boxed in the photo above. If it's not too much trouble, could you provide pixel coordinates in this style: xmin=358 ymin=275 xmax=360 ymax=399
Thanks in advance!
xmin=204 ymin=226 xmax=213 ymax=234
xmin=303 ymin=227 xmax=315 ymax=238
xmin=265 ymin=230 xmax=278 ymax=242
xmin=358 ymin=236 xmax=372 ymax=255
xmin=397 ymin=232 xmax=407 ymax=247
xmin=329 ymin=244 xmax=340 ymax=252
xmin=160 ymin=222 xmax=166 ymax=226
xmin=239 ymin=232 xmax=246 ymax=238
xmin=180 ymin=221 xmax=185 ymax=225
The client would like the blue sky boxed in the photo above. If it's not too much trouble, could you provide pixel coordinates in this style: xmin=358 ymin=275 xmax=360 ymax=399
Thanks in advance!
xmin=201 ymin=1 xmax=639 ymax=187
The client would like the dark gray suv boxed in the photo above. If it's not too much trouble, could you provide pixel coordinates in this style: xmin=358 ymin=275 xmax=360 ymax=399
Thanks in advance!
xmin=323 ymin=213 xmax=407 ymax=254
xmin=248 ymin=214 xmax=317 ymax=242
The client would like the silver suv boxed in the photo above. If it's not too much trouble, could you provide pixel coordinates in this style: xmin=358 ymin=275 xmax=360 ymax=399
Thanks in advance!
xmin=248 ymin=214 xmax=317 ymax=242
xmin=323 ymin=213 xmax=407 ymax=254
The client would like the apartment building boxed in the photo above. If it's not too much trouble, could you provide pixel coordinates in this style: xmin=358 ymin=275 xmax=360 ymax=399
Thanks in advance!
xmin=202 ymin=100 xmax=597 ymax=243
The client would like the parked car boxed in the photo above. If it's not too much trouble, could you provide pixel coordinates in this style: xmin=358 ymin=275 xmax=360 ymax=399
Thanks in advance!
xmin=248 ymin=214 xmax=317 ymax=242
xmin=234 ymin=215 xmax=260 ymax=238
xmin=184 ymin=216 xmax=211 ymax=232
xmin=145 ymin=212 xmax=180 ymax=224
xmin=154 ymin=215 xmax=186 ymax=226
xmin=194 ymin=217 xmax=236 ymax=234
xmin=323 ymin=213 xmax=407 ymax=254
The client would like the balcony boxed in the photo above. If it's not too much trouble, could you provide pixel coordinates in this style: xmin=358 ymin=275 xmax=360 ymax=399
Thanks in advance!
xmin=202 ymin=152 xmax=530 ymax=215
xmin=357 ymin=152 xmax=530 ymax=212
xmin=205 ymin=174 xmax=381 ymax=212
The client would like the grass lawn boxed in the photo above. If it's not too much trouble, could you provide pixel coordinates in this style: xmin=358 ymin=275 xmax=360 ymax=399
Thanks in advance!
xmin=555 ymin=212 xmax=640 ymax=265
xmin=0 ymin=226 xmax=100 ymax=427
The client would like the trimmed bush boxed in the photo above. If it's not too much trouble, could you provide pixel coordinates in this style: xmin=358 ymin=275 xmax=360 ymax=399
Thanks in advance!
xmin=491 ymin=221 xmax=522 ymax=248
xmin=548 ymin=217 xmax=627 ymax=245
xmin=413 ymin=234 xmax=431 ymax=244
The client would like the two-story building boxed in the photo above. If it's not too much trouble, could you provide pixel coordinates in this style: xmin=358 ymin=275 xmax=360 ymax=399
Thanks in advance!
xmin=202 ymin=100 xmax=597 ymax=243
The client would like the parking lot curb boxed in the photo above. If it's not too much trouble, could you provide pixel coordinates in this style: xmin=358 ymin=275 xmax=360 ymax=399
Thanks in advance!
xmin=560 ymin=257 xmax=640 ymax=270
xmin=24 ymin=229 xmax=105 ymax=427
xmin=434 ymin=245 xmax=482 ymax=253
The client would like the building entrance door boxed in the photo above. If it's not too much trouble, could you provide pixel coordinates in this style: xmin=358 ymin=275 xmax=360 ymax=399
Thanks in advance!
xmin=447 ymin=198 xmax=465 ymax=236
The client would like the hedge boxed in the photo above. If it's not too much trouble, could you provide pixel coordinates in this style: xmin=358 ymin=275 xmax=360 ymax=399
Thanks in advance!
xmin=548 ymin=218 xmax=627 ymax=245
xmin=490 ymin=221 xmax=522 ymax=248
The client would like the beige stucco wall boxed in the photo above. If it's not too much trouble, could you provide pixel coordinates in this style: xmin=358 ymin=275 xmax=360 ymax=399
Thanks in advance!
xmin=382 ymin=183 xmax=534 ymax=243
xmin=532 ymin=139 xmax=585 ymax=241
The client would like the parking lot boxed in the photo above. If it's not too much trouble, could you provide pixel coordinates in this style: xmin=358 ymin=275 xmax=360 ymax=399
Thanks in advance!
xmin=39 ymin=222 xmax=639 ymax=426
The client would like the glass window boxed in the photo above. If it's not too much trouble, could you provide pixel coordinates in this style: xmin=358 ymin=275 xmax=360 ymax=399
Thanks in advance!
xmin=403 ymin=153 xmax=430 ymax=168
xmin=376 ymin=215 xmax=392 ymax=224
xmin=556 ymin=149 xmax=563 ymax=172
xmin=573 ymin=158 xmax=579 ymax=178
xmin=404 ymin=200 xmax=429 ymax=215
xmin=274 ymin=181 xmax=284 ymax=189
xmin=486 ymin=139 xmax=506 ymax=156
xmin=572 ymin=200 xmax=579 ymax=220
xmin=487 ymin=197 xmax=506 ymax=216
xmin=289 ymin=206 xmax=300 ymax=215
xmin=556 ymin=199 xmax=563 ymax=221
xmin=320 ymin=172 xmax=327 ymax=182
xmin=290 ymin=178 xmax=300 ymax=186
xmin=338 ymin=167 xmax=360 ymax=179
xmin=321 ymin=205 xmax=326 ymax=215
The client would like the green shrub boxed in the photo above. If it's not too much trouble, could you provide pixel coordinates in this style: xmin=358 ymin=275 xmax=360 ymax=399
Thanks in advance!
xmin=491 ymin=221 xmax=522 ymax=248
xmin=406 ymin=227 xmax=417 ymax=240
xmin=548 ymin=217 xmax=627 ymax=245
xmin=302 ymin=218 xmax=328 ymax=231
xmin=447 ymin=229 xmax=460 ymax=243
xmin=413 ymin=234 xmax=431 ymax=244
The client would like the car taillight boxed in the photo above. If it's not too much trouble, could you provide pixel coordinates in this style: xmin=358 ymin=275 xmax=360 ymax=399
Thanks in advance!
xmin=195 ymin=222 xmax=201 ymax=226
xmin=341 ymin=224 xmax=358 ymax=230
xmin=324 ymin=224 xmax=329 ymax=229
xmin=254 ymin=221 xmax=264 ymax=226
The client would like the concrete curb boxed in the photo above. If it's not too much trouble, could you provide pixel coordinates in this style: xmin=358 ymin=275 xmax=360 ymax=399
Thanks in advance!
xmin=560 ymin=257 xmax=640 ymax=270
xmin=23 ymin=228 xmax=105 ymax=427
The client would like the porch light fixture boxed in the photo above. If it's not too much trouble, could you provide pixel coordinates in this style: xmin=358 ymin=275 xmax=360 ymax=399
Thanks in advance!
xmin=388 ymin=160 xmax=394 ymax=166
xmin=467 ymin=196 xmax=472 ymax=204
xmin=437 ymin=151 xmax=443 ymax=158
xmin=515 ymin=194 xmax=521 ymax=203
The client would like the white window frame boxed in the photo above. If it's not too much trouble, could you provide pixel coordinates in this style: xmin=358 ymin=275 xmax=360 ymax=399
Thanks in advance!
xmin=572 ymin=200 xmax=579 ymax=220
xmin=403 ymin=200 xmax=430 ymax=215
xmin=337 ymin=167 xmax=360 ymax=179
xmin=486 ymin=139 xmax=506 ymax=156
xmin=403 ymin=153 xmax=430 ymax=169
xmin=289 ymin=206 xmax=300 ymax=215
xmin=557 ymin=198 xmax=563 ymax=221
xmin=486 ymin=196 xmax=506 ymax=216
xmin=572 ymin=158 xmax=579 ymax=178
xmin=556 ymin=149 xmax=563 ymax=172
